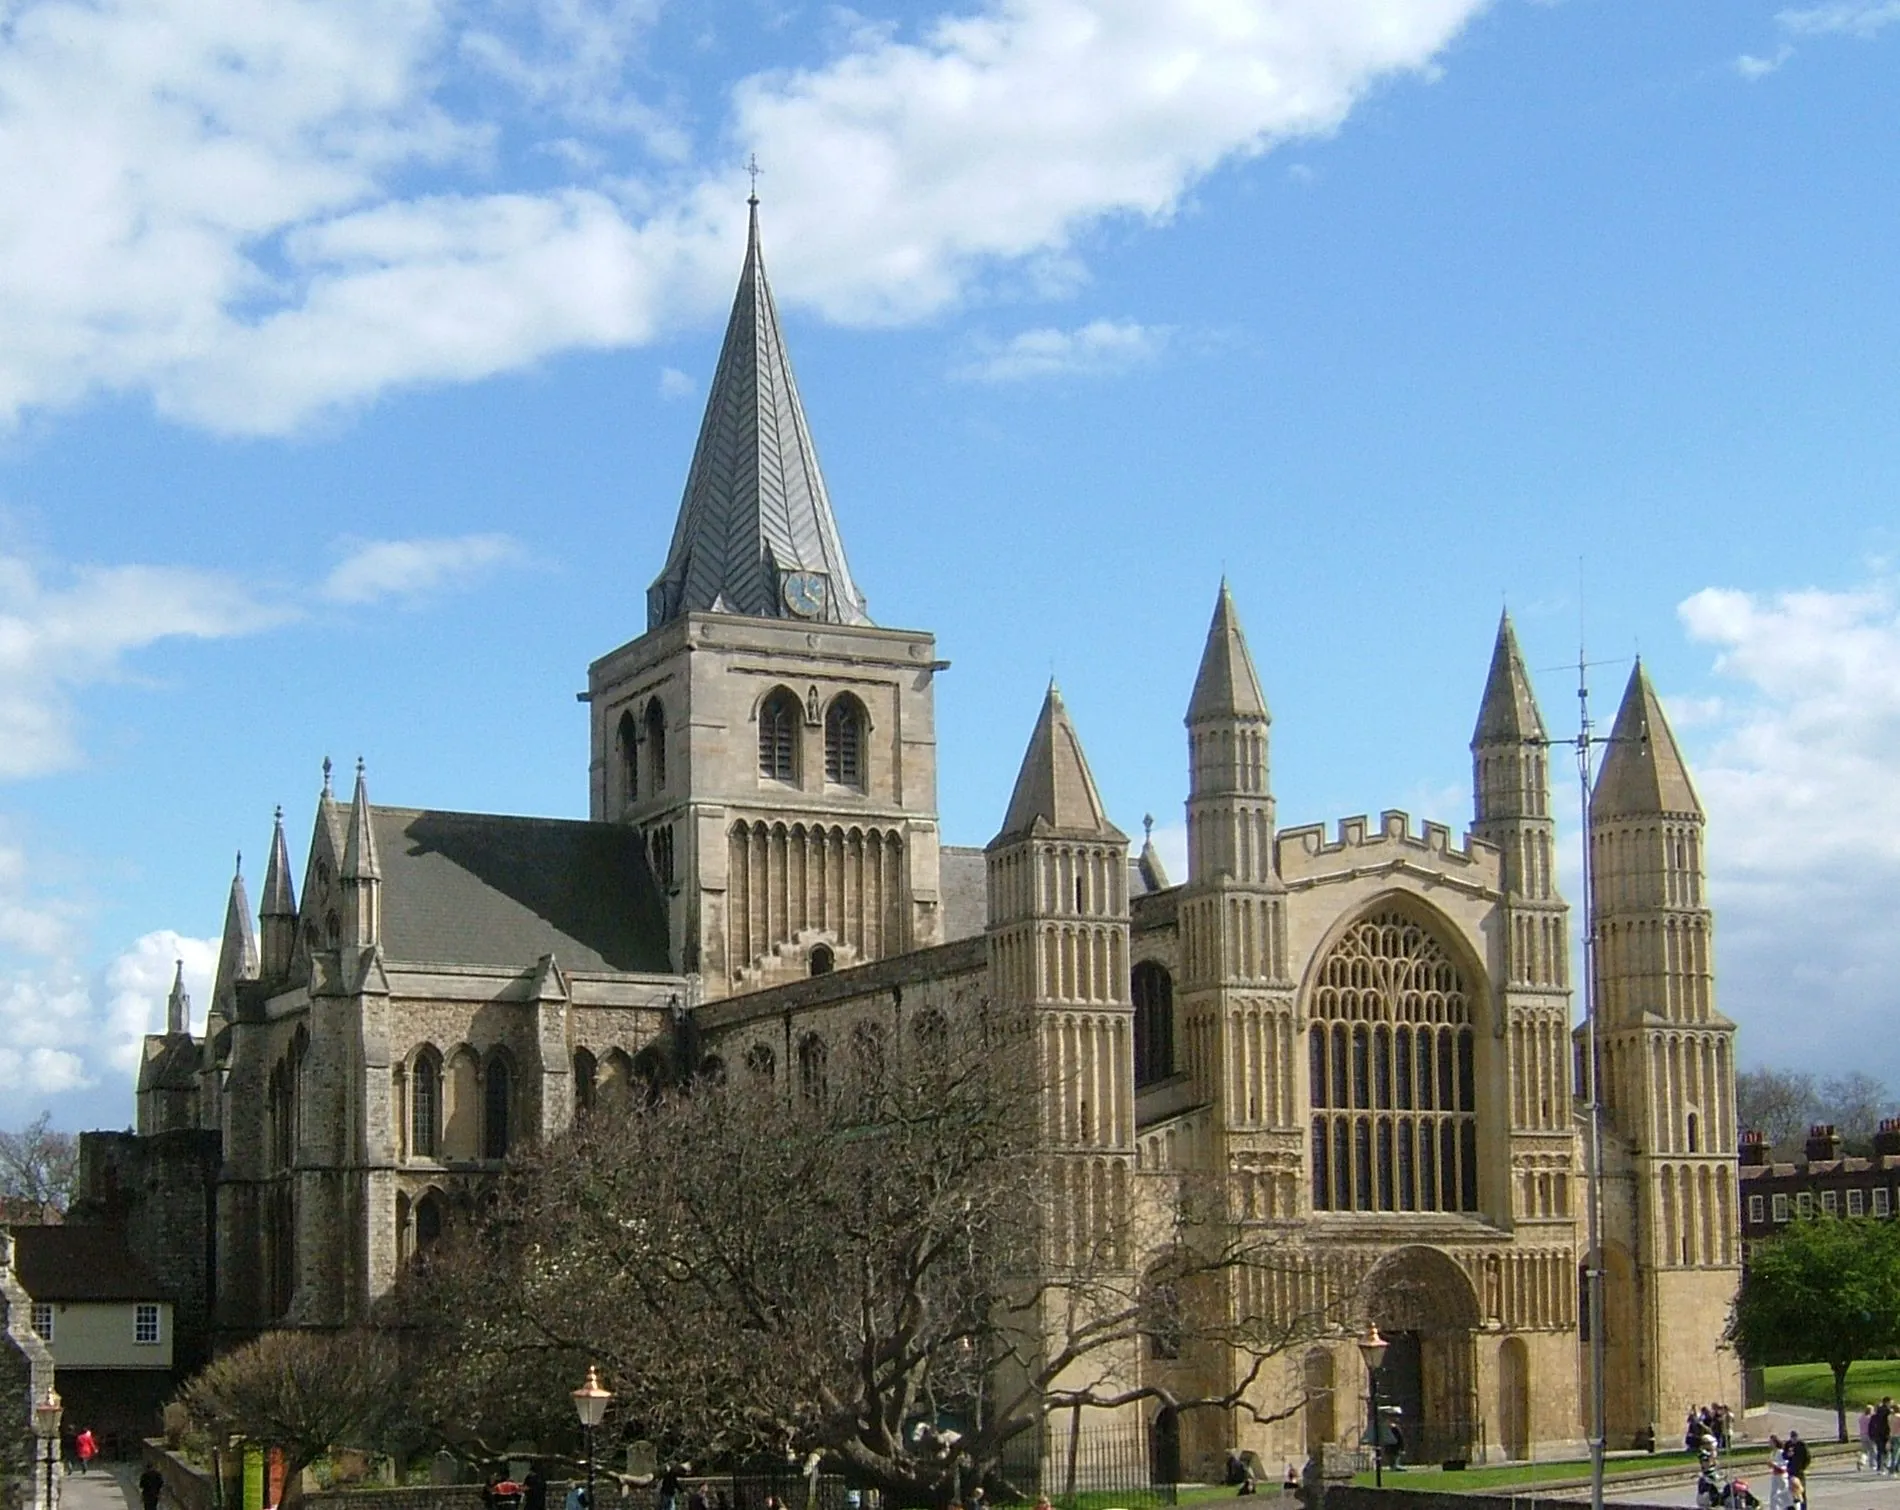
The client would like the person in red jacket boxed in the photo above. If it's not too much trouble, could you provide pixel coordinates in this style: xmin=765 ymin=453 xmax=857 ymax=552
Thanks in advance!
xmin=75 ymin=1429 xmax=97 ymax=1474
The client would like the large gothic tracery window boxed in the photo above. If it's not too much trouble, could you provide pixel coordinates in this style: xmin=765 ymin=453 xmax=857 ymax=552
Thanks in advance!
xmin=1309 ymin=910 xmax=1479 ymax=1214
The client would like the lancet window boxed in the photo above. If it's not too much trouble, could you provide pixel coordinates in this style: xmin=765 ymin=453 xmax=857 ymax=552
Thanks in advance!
xmin=1132 ymin=960 xmax=1175 ymax=1087
xmin=1308 ymin=909 xmax=1479 ymax=1213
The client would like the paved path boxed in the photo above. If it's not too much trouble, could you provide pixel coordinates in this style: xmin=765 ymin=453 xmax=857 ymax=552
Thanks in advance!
xmin=58 ymin=1463 xmax=137 ymax=1510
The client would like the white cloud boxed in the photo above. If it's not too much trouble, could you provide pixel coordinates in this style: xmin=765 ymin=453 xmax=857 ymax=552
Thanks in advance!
xmin=320 ymin=533 xmax=523 ymax=605
xmin=1675 ymin=580 xmax=1900 ymax=1077
xmin=1777 ymin=0 xmax=1900 ymax=36
xmin=954 ymin=318 xmax=1171 ymax=382
xmin=1735 ymin=47 xmax=1793 ymax=78
xmin=0 ymin=816 xmax=217 ymax=1102
xmin=0 ymin=0 xmax=1490 ymax=434
xmin=658 ymin=365 xmax=695 ymax=399
xmin=0 ymin=554 xmax=288 ymax=780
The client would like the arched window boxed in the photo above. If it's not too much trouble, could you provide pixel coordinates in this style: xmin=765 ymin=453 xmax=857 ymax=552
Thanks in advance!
xmin=797 ymin=1032 xmax=828 ymax=1108
xmin=644 ymin=698 xmax=667 ymax=792
xmin=1132 ymin=961 xmax=1175 ymax=1087
xmin=810 ymin=943 xmax=835 ymax=976
xmin=573 ymin=1049 xmax=597 ymax=1115
xmin=617 ymin=710 xmax=638 ymax=805
xmin=759 ymin=688 xmax=799 ymax=782
xmin=1308 ymin=909 xmax=1478 ymax=1213
xmin=415 ymin=1191 xmax=444 ymax=1251
xmin=851 ymin=1020 xmax=886 ymax=1102
xmin=824 ymin=695 xmax=866 ymax=788
xmin=483 ymin=1054 xmax=511 ymax=1160
xmin=411 ymin=1051 xmax=440 ymax=1158
xmin=744 ymin=1042 xmax=776 ymax=1083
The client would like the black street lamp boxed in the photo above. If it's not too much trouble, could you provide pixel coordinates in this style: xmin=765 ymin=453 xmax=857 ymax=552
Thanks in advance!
xmin=572 ymin=1366 xmax=612 ymax=1510
xmin=1356 ymin=1324 xmax=1388 ymax=1490
xmin=34 ymin=1388 xmax=62 ymax=1510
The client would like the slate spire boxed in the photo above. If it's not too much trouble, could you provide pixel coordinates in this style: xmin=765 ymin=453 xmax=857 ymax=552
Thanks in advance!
xmin=996 ymin=682 xmax=1124 ymax=842
xmin=1592 ymin=660 xmax=1703 ymax=819
xmin=1186 ymin=578 xmax=1269 ymax=725
xmin=1471 ymin=611 xmax=1547 ymax=748
xmin=646 ymin=197 xmax=870 ymax=630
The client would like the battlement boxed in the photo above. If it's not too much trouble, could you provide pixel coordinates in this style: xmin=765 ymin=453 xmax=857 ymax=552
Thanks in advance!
xmin=1277 ymin=809 xmax=1499 ymax=888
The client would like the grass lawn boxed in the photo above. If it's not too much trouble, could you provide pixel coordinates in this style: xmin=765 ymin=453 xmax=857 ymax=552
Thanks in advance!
xmin=1765 ymin=1360 xmax=1900 ymax=1413
xmin=1349 ymin=1451 xmax=1706 ymax=1492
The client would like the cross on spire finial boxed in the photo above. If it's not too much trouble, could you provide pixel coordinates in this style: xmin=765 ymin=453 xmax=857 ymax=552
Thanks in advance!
xmin=746 ymin=152 xmax=762 ymax=204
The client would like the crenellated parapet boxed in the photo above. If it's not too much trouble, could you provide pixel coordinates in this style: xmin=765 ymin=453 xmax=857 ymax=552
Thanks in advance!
xmin=1277 ymin=810 xmax=1501 ymax=893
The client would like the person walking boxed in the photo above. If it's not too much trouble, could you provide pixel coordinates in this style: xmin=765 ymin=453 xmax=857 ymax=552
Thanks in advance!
xmin=139 ymin=1464 xmax=165 ymax=1510
xmin=75 ymin=1429 xmax=96 ymax=1474
xmin=1784 ymin=1431 xmax=1810 ymax=1510
xmin=1860 ymin=1405 xmax=1876 ymax=1470
xmin=1875 ymin=1399 xmax=1894 ymax=1475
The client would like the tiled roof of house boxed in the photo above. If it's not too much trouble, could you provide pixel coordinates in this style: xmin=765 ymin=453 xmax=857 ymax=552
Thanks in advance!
xmin=9 ymin=1225 xmax=164 ymax=1302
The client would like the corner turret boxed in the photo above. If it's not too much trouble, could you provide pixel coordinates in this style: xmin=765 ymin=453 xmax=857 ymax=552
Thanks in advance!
xmin=1184 ymin=580 xmax=1273 ymax=885
xmin=342 ymin=759 xmax=382 ymax=949
xmin=259 ymin=806 xmax=298 ymax=981
xmin=165 ymin=959 xmax=191 ymax=1035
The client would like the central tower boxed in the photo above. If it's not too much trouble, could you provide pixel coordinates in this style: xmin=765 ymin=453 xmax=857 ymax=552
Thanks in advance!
xmin=587 ymin=198 xmax=945 ymax=997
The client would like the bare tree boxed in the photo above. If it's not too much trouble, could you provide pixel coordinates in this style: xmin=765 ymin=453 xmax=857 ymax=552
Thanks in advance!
xmin=179 ymin=1330 xmax=402 ymax=1488
xmin=1819 ymin=1072 xmax=1890 ymax=1147
xmin=1735 ymin=1069 xmax=1819 ymax=1150
xmin=0 ymin=1114 xmax=78 ymax=1214
xmin=392 ymin=1001 xmax=1335 ymax=1501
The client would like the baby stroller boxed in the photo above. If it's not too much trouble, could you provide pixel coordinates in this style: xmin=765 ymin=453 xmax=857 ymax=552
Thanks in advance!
xmin=1697 ymin=1453 xmax=1761 ymax=1510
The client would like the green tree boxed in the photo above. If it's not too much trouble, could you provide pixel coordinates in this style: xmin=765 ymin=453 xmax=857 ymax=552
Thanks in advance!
xmin=1727 ymin=1216 xmax=1900 ymax=1441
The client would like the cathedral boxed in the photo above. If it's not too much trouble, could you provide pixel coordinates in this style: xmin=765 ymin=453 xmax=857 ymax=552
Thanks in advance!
xmin=133 ymin=197 xmax=1741 ymax=1473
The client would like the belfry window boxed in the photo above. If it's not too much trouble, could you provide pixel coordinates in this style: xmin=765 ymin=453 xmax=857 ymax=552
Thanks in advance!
xmin=760 ymin=689 xmax=800 ymax=782
xmin=824 ymin=695 xmax=866 ymax=788
xmin=1308 ymin=909 xmax=1479 ymax=1214
xmin=617 ymin=710 xmax=638 ymax=804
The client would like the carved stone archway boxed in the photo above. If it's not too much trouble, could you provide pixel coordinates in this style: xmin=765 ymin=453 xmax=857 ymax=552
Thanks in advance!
xmin=1362 ymin=1246 xmax=1481 ymax=1466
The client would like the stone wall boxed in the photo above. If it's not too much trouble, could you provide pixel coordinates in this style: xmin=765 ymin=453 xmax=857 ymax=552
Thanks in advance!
xmin=141 ymin=1442 xmax=216 ymax=1510
xmin=71 ymin=1131 xmax=222 ymax=1376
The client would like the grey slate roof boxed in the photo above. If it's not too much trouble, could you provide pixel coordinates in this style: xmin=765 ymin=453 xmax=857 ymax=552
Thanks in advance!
xmin=647 ymin=199 xmax=870 ymax=630
xmin=1471 ymin=611 xmax=1546 ymax=747
xmin=940 ymin=846 xmax=989 ymax=940
xmin=1592 ymin=662 xmax=1703 ymax=820
xmin=370 ymin=806 xmax=671 ymax=973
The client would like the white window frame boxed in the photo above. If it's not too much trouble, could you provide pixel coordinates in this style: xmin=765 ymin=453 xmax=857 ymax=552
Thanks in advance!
xmin=1747 ymin=1194 xmax=1764 ymax=1225
xmin=1877 ymin=1187 xmax=1892 ymax=1218
xmin=30 ymin=1303 xmax=53 ymax=1342
xmin=1772 ymin=1192 xmax=1790 ymax=1222
xmin=1850 ymin=1188 xmax=1866 ymax=1217
xmin=134 ymin=1304 xmax=160 ymax=1345
xmin=1796 ymin=1190 xmax=1814 ymax=1218
xmin=1822 ymin=1189 xmax=1839 ymax=1216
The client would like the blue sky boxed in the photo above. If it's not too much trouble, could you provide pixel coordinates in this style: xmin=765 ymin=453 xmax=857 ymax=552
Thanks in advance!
xmin=3 ymin=0 xmax=1898 ymax=1129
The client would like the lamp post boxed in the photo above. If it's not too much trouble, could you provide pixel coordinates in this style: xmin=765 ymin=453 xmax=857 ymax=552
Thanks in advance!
xmin=34 ymin=1388 xmax=63 ymax=1510
xmin=1357 ymin=1325 xmax=1388 ymax=1490
xmin=572 ymin=1366 xmax=612 ymax=1510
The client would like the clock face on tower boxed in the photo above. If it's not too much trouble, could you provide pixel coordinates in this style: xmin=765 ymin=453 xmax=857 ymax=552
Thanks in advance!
xmin=781 ymin=570 xmax=830 ymax=619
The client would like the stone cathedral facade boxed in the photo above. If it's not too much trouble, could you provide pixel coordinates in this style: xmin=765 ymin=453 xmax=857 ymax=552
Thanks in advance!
xmin=135 ymin=199 xmax=1741 ymax=1471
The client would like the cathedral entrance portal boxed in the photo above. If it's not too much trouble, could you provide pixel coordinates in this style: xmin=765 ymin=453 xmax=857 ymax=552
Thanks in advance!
xmin=1363 ymin=1247 xmax=1481 ymax=1466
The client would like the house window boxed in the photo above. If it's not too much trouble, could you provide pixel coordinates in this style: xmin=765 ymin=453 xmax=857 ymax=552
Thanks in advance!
xmin=31 ymin=1303 xmax=52 ymax=1342
xmin=1822 ymin=1189 xmax=1839 ymax=1216
xmin=1771 ymin=1193 xmax=1789 ymax=1222
xmin=1877 ymin=1188 xmax=1892 ymax=1218
xmin=824 ymin=695 xmax=866 ymax=788
xmin=134 ymin=1305 xmax=160 ymax=1345
xmin=1747 ymin=1194 xmax=1764 ymax=1225
xmin=1849 ymin=1189 xmax=1866 ymax=1217
xmin=1796 ymin=1191 xmax=1813 ymax=1218
xmin=759 ymin=689 xmax=799 ymax=782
